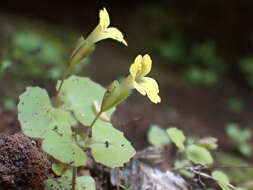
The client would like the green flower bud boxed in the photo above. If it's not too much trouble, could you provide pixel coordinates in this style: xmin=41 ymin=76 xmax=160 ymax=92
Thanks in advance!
xmin=69 ymin=43 xmax=95 ymax=67
xmin=101 ymin=79 xmax=130 ymax=112
xmin=195 ymin=137 xmax=218 ymax=150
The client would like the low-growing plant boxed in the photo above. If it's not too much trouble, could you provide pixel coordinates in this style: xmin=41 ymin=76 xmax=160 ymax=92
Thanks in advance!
xmin=147 ymin=125 xmax=246 ymax=190
xmin=148 ymin=125 xmax=215 ymax=165
xmin=17 ymin=8 xmax=161 ymax=190
xmin=226 ymin=123 xmax=252 ymax=157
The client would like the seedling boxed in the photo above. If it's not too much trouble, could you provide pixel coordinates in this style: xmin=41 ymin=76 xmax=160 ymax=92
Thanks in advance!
xmin=226 ymin=123 xmax=252 ymax=157
xmin=17 ymin=8 xmax=161 ymax=190
xmin=147 ymin=125 xmax=247 ymax=189
xmin=148 ymin=125 xmax=215 ymax=165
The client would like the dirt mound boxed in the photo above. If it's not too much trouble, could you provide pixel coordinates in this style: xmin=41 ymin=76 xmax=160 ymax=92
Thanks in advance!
xmin=0 ymin=133 xmax=50 ymax=190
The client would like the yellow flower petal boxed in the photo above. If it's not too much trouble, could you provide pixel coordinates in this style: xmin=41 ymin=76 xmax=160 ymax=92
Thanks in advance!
xmin=142 ymin=77 xmax=159 ymax=93
xmin=133 ymin=81 xmax=146 ymax=95
xmin=85 ymin=8 xmax=128 ymax=46
xmin=99 ymin=8 xmax=110 ymax=30
xmin=144 ymin=86 xmax=161 ymax=104
xmin=87 ymin=27 xmax=127 ymax=45
xmin=128 ymin=54 xmax=161 ymax=104
xmin=140 ymin=54 xmax=152 ymax=77
xmin=106 ymin=27 xmax=128 ymax=46
xmin=130 ymin=55 xmax=142 ymax=80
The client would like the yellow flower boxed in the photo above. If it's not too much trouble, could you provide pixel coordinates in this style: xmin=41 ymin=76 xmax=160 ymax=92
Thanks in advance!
xmin=86 ymin=8 xmax=127 ymax=46
xmin=129 ymin=54 xmax=161 ymax=103
xmin=69 ymin=8 xmax=127 ymax=67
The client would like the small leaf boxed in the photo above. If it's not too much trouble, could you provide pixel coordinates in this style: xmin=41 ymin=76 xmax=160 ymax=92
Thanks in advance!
xmin=57 ymin=75 xmax=115 ymax=126
xmin=238 ymin=143 xmax=252 ymax=157
xmin=52 ymin=163 xmax=64 ymax=176
xmin=186 ymin=144 xmax=213 ymax=165
xmin=45 ymin=176 xmax=70 ymax=190
xmin=167 ymin=127 xmax=186 ymax=150
xmin=87 ymin=122 xmax=136 ymax=168
xmin=42 ymin=120 xmax=87 ymax=166
xmin=174 ymin=159 xmax=194 ymax=178
xmin=18 ymin=87 xmax=75 ymax=138
xmin=226 ymin=123 xmax=252 ymax=144
xmin=45 ymin=176 xmax=96 ymax=190
xmin=148 ymin=125 xmax=170 ymax=146
xmin=211 ymin=170 xmax=231 ymax=190
xmin=76 ymin=176 xmax=96 ymax=190
xmin=18 ymin=87 xmax=86 ymax=166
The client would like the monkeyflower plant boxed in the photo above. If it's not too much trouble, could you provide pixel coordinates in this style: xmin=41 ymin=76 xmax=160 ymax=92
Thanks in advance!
xmin=17 ymin=8 xmax=161 ymax=190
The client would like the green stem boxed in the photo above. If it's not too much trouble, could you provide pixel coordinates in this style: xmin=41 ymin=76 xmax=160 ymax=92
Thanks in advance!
xmin=55 ymin=65 xmax=71 ymax=100
xmin=83 ymin=111 xmax=102 ymax=140
xmin=71 ymin=166 xmax=77 ymax=190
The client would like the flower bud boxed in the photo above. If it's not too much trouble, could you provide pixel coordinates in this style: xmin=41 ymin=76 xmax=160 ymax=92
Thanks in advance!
xmin=195 ymin=137 xmax=218 ymax=150
xmin=69 ymin=43 xmax=95 ymax=67
xmin=101 ymin=80 xmax=130 ymax=112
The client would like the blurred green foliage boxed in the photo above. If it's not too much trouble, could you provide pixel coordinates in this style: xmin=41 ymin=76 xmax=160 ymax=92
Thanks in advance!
xmin=240 ymin=57 xmax=253 ymax=87
xmin=225 ymin=97 xmax=244 ymax=114
xmin=216 ymin=153 xmax=253 ymax=189
xmin=2 ymin=98 xmax=16 ymax=110
xmin=159 ymin=30 xmax=253 ymax=88
xmin=0 ymin=59 xmax=12 ymax=78
xmin=226 ymin=123 xmax=252 ymax=157
xmin=160 ymin=31 xmax=187 ymax=63
xmin=147 ymin=125 xmax=170 ymax=146
xmin=0 ymin=21 xmax=86 ymax=81
xmin=160 ymin=33 xmax=224 ymax=86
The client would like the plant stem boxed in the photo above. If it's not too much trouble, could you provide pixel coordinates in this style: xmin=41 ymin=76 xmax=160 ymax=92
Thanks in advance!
xmin=83 ymin=111 xmax=102 ymax=140
xmin=71 ymin=166 xmax=77 ymax=190
xmin=55 ymin=65 xmax=71 ymax=100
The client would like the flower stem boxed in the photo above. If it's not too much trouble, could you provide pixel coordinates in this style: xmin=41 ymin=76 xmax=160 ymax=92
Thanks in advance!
xmin=71 ymin=166 xmax=77 ymax=190
xmin=83 ymin=111 xmax=102 ymax=140
xmin=55 ymin=65 xmax=71 ymax=100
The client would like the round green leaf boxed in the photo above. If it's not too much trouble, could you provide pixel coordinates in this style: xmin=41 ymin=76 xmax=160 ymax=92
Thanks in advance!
xmin=238 ymin=143 xmax=252 ymax=157
xmin=186 ymin=144 xmax=213 ymax=165
xmin=148 ymin=125 xmax=170 ymax=146
xmin=58 ymin=75 xmax=115 ymax=126
xmin=211 ymin=170 xmax=230 ymax=190
xmin=42 ymin=122 xmax=87 ymax=167
xmin=174 ymin=159 xmax=194 ymax=178
xmin=18 ymin=87 xmax=76 ymax=138
xmin=45 ymin=176 xmax=96 ymax=190
xmin=76 ymin=176 xmax=96 ymax=190
xmin=18 ymin=87 xmax=86 ymax=166
xmin=18 ymin=87 xmax=54 ymax=138
xmin=87 ymin=122 xmax=136 ymax=168
xmin=45 ymin=176 xmax=70 ymax=190
xmin=167 ymin=127 xmax=186 ymax=150
xmin=226 ymin=123 xmax=251 ymax=144
xmin=52 ymin=163 xmax=64 ymax=176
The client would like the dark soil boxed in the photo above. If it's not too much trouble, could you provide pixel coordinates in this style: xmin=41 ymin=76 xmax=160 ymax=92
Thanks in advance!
xmin=0 ymin=133 xmax=51 ymax=190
